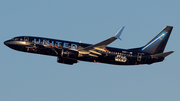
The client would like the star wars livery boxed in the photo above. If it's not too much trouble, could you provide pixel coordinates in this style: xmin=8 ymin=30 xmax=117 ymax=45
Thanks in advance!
xmin=4 ymin=26 xmax=174 ymax=65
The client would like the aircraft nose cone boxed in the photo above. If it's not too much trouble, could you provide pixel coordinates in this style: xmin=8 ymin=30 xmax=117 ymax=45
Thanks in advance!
xmin=4 ymin=40 xmax=10 ymax=46
xmin=4 ymin=41 xmax=7 ymax=45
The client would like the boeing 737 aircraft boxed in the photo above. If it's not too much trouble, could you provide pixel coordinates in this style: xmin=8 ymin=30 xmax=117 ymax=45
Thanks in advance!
xmin=4 ymin=26 xmax=174 ymax=65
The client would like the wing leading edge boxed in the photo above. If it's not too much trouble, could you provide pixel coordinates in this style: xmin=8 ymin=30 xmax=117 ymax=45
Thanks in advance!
xmin=79 ymin=27 xmax=125 ymax=56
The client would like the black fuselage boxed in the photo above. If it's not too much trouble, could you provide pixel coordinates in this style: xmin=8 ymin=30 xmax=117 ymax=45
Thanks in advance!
xmin=4 ymin=36 xmax=164 ymax=65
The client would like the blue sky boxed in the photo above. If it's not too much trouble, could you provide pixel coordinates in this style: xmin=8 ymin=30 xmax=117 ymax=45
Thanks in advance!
xmin=0 ymin=0 xmax=180 ymax=101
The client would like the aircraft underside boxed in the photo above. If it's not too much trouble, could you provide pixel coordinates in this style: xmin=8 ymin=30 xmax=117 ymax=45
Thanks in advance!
xmin=6 ymin=43 xmax=163 ymax=65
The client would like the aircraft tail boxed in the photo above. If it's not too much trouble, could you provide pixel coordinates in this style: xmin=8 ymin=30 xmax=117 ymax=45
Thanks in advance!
xmin=130 ymin=26 xmax=173 ymax=54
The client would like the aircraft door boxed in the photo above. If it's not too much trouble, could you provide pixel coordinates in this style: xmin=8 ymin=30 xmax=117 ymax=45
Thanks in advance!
xmin=24 ymin=37 xmax=29 ymax=42
xmin=137 ymin=53 xmax=143 ymax=61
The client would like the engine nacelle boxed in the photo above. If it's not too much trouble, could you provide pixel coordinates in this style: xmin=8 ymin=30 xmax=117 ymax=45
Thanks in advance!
xmin=57 ymin=57 xmax=77 ymax=65
xmin=61 ymin=49 xmax=79 ymax=59
xmin=57 ymin=49 xmax=79 ymax=65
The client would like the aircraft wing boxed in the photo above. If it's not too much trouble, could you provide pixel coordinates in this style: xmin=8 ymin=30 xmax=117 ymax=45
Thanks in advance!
xmin=79 ymin=27 xmax=125 ymax=56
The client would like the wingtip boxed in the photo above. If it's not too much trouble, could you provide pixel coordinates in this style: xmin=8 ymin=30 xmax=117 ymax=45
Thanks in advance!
xmin=114 ymin=26 xmax=125 ymax=40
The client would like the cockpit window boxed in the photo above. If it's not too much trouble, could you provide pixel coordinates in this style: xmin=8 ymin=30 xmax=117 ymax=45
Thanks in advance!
xmin=10 ymin=38 xmax=15 ymax=41
xmin=15 ymin=38 xmax=19 ymax=41
xmin=11 ymin=37 xmax=24 ymax=41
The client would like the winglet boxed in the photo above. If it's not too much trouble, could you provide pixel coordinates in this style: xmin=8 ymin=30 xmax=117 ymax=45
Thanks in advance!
xmin=114 ymin=26 xmax=125 ymax=40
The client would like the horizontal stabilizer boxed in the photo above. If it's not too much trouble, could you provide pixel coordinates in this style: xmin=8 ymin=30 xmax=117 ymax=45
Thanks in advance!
xmin=151 ymin=51 xmax=174 ymax=58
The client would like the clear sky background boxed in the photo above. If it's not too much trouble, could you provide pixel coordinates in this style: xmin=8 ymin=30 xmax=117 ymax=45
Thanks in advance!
xmin=0 ymin=0 xmax=180 ymax=101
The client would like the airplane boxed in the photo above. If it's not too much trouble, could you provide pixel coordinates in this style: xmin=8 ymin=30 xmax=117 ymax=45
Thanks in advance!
xmin=4 ymin=26 xmax=174 ymax=65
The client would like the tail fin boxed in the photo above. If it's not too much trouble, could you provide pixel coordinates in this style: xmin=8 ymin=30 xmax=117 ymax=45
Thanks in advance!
xmin=140 ymin=26 xmax=173 ymax=54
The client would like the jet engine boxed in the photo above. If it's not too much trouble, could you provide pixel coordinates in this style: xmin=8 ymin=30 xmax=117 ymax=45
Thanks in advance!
xmin=57 ymin=49 xmax=79 ymax=65
xmin=57 ymin=57 xmax=77 ymax=65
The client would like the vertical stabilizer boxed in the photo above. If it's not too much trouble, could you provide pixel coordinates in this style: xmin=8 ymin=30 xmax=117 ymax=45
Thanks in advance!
xmin=141 ymin=26 xmax=173 ymax=54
